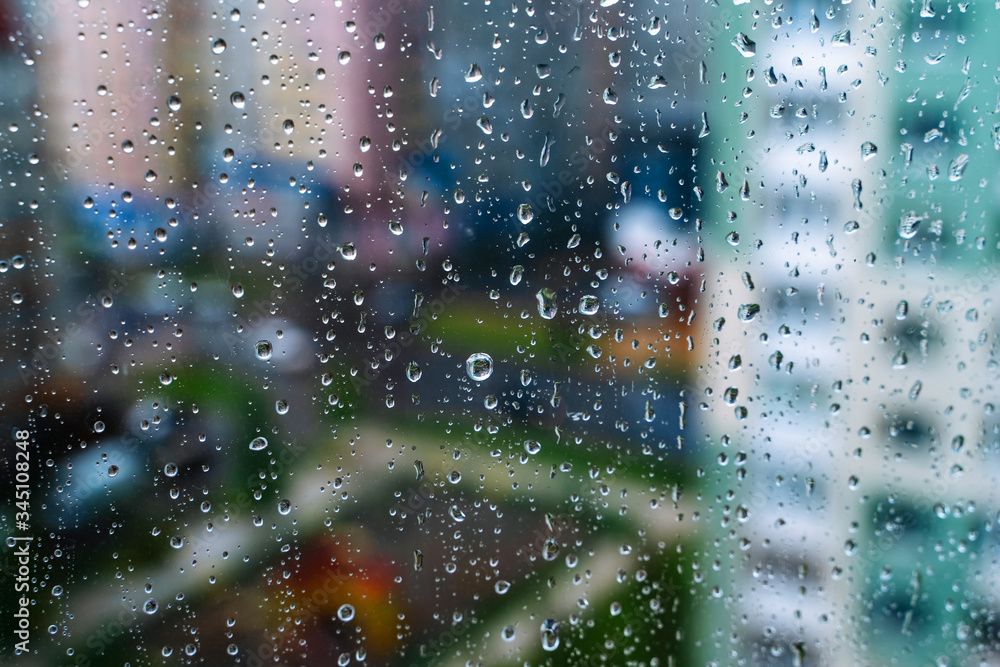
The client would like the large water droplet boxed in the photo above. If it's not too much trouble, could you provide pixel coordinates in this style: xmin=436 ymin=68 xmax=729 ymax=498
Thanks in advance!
xmin=578 ymin=295 xmax=600 ymax=316
xmin=466 ymin=353 xmax=494 ymax=381
xmin=249 ymin=436 xmax=268 ymax=451
xmin=465 ymin=63 xmax=483 ymax=82
xmin=255 ymin=340 xmax=272 ymax=360
xmin=337 ymin=604 xmax=355 ymax=622
xmin=732 ymin=32 xmax=756 ymax=57
xmin=536 ymin=288 xmax=558 ymax=320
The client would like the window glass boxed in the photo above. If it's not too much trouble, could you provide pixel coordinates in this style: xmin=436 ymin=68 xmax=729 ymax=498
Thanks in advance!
xmin=2 ymin=1 xmax=999 ymax=665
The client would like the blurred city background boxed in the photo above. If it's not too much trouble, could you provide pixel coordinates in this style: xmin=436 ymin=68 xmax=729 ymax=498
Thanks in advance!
xmin=1 ymin=0 xmax=999 ymax=665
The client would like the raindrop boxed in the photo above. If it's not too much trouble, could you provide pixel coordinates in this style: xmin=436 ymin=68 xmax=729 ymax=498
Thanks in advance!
xmin=230 ymin=91 xmax=245 ymax=109
xmin=578 ymin=295 xmax=600 ymax=316
xmin=517 ymin=204 xmax=533 ymax=224
xmin=509 ymin=265 xmax=524 ymax=286
xmin=465 ymin=63 xmax=483 ymax=82
xmin=167 ymin=95 xmax=181 ymax=112
xmin=732 ymin=33 xmax=756 ymax=57
xmin=737 ymin=304 xmax=760 ymax=321
xmin=212 ymin=38 xmax=226 ymax=54
xmin=541 ymin=619 xmax=560 ymax=651
xmin=466 ymin=353 xmax=494 ymax=381
xmin=143 ymin=599 xmax=158 ymax=615
xmin=406 ymin=361 xmax=422 ymax=382
xmin=249 ymin=436 xmax=268 ymax=451
xmin=536 ymin=288 xmax=558 ymax=319
xmin=278 ymin=499 xmax=291 ymax=515
xmin=255 ymin=340 xmax=273 ymax=360
xmin=898 ymin=214 xmax=922 ymax=240
xmin=275 ymin=399 xmax=289 ymax=415
xmin=949 ymin=153 xmax=969 ymax=181
xmin=337 ymin=604 xmax=355 ymax=622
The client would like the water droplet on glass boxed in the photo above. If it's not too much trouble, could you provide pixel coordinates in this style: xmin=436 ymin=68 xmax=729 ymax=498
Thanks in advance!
xmin=898 ymin=214 xmax=922 ymax=240
xmin=517 ymin=204 xmax=533 ymax=224
xmin=282 ymin=119 xmax=294 ymax=135
xmin=465 ymin=63 xmax=483 ymax=82
xmin=337 ymin=604 xmax=355 ymax=622
xmin=578 ymin=295 xmax=599 ymax=316
xmin=338 ymin=51 xmax=351 ymax=65
xmin=167 ymin=95 xmax=181 ymax=112
xmin=536 ymin=288 xmax=558 ymax=319
xmin=275 ymin=399 xmax=289 ymax=415
xmin=466 ymin=353 xmax=494 ymax=381
xmin=278 ymin=499 xmax=291 ymax=515
xmin=406 ymin=361 xmax=422 ymax=382
xmin=230 ymin=91 xmax=245 ymax=109
xmin=255 ymin=340 xmax=272 ymax=360
xmin=143 ymin=599 xmax=158 ymax=614
xmin=232 ymin=283 xmax=245 ymax=298
xmin=212 ymin=38 xmax=226 ymax=54
xmin=159 ymin=371 xmax=173 ymax=386
xmin=949 ymin=153 xmax=969 ymax=181
xmin=107 ymin=465 xmax=119 ymax=477
xmin=732 ymin=32 xmax=756 ymax=57
xmin=510 ymin=265 xmax=524 ymax=285
xmin=737 ymin=304 xmax=760 ymax=322
xmin=541 ymin=619 xmax=560 ymax=651
xmin=249 ymin=436 xmax=268 ymax=451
